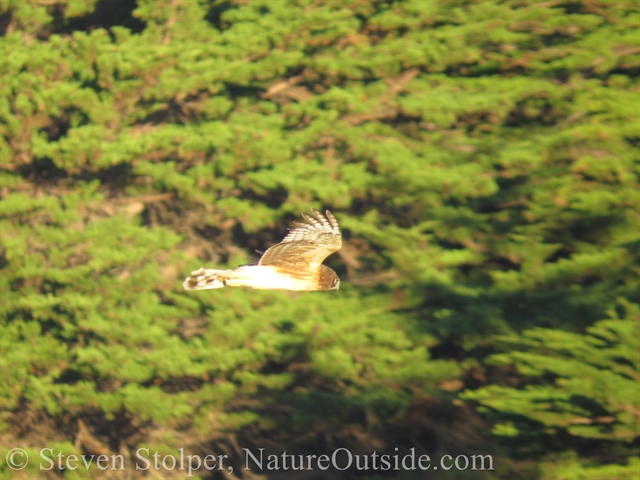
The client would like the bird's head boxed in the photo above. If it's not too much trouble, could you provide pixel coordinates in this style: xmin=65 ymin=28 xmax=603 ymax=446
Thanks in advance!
xmin=320 ymin=265 xmax=340 ymax=291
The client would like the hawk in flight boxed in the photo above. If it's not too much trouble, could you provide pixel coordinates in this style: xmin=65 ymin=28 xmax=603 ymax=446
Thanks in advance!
xmin=184 ymin=208 xmax=341 ymax=292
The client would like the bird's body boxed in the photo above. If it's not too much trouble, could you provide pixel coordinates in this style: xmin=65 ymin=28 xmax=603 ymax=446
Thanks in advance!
xmin=183 ymin=209 xmax=341 ymax=292
xmin=185 ymin=264 xmax=338 ymax=291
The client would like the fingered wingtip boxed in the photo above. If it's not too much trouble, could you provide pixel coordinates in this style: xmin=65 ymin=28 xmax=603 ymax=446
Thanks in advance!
xmin=295 ymin=208 xmax=339 ymax=233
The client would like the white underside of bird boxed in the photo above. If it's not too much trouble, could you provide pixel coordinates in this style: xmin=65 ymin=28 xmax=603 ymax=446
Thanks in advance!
xmin=184 ymin=266 xmax=313 ymax=291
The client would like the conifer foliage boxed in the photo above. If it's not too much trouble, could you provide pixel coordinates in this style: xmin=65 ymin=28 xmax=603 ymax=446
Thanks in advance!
xmin=1 ymin=0 xmax=638 ymax=478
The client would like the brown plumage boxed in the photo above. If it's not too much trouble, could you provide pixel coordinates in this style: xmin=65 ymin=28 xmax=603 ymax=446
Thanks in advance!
xmin=183 ymin=208 xmax=342 ymax=292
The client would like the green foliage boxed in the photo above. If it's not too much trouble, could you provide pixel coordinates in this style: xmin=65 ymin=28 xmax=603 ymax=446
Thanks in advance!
xmin=463 ymin=300 xmax=639 ymax=476
xmin=540 ymin=455 xmax=640 ymax=480
xmin=1 ymin=0 xmax=638 ymax=478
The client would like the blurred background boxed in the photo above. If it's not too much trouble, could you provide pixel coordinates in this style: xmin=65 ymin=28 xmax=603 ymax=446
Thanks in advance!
xmin=1 ymin=0 xmax=638 ymax=478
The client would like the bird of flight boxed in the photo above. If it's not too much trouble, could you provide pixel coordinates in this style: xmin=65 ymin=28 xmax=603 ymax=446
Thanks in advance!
xmin=183 ymin=208 xmax=342 ymax=292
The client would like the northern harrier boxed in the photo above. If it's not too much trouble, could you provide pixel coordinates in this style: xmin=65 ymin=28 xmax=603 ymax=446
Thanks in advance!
xmin=183 ymin=208 xmax=341 ymax=291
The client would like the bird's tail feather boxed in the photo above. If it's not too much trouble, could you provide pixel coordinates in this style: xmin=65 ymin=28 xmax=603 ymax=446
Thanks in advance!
xmin=183 ymin=268 xmax=233 ymax=290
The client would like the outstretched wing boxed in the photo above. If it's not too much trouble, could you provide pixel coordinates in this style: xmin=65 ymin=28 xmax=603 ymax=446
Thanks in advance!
xmin=258 ymin=208 xmax=341 ymax=269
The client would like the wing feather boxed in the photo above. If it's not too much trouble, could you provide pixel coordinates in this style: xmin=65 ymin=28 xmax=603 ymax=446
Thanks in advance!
xmin=258 ymin=208 xmax=341 ymax=268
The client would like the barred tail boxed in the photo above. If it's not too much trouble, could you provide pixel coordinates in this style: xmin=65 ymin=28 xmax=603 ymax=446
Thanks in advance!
xmin=183 ymin=268 xmax=233 ymax=290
